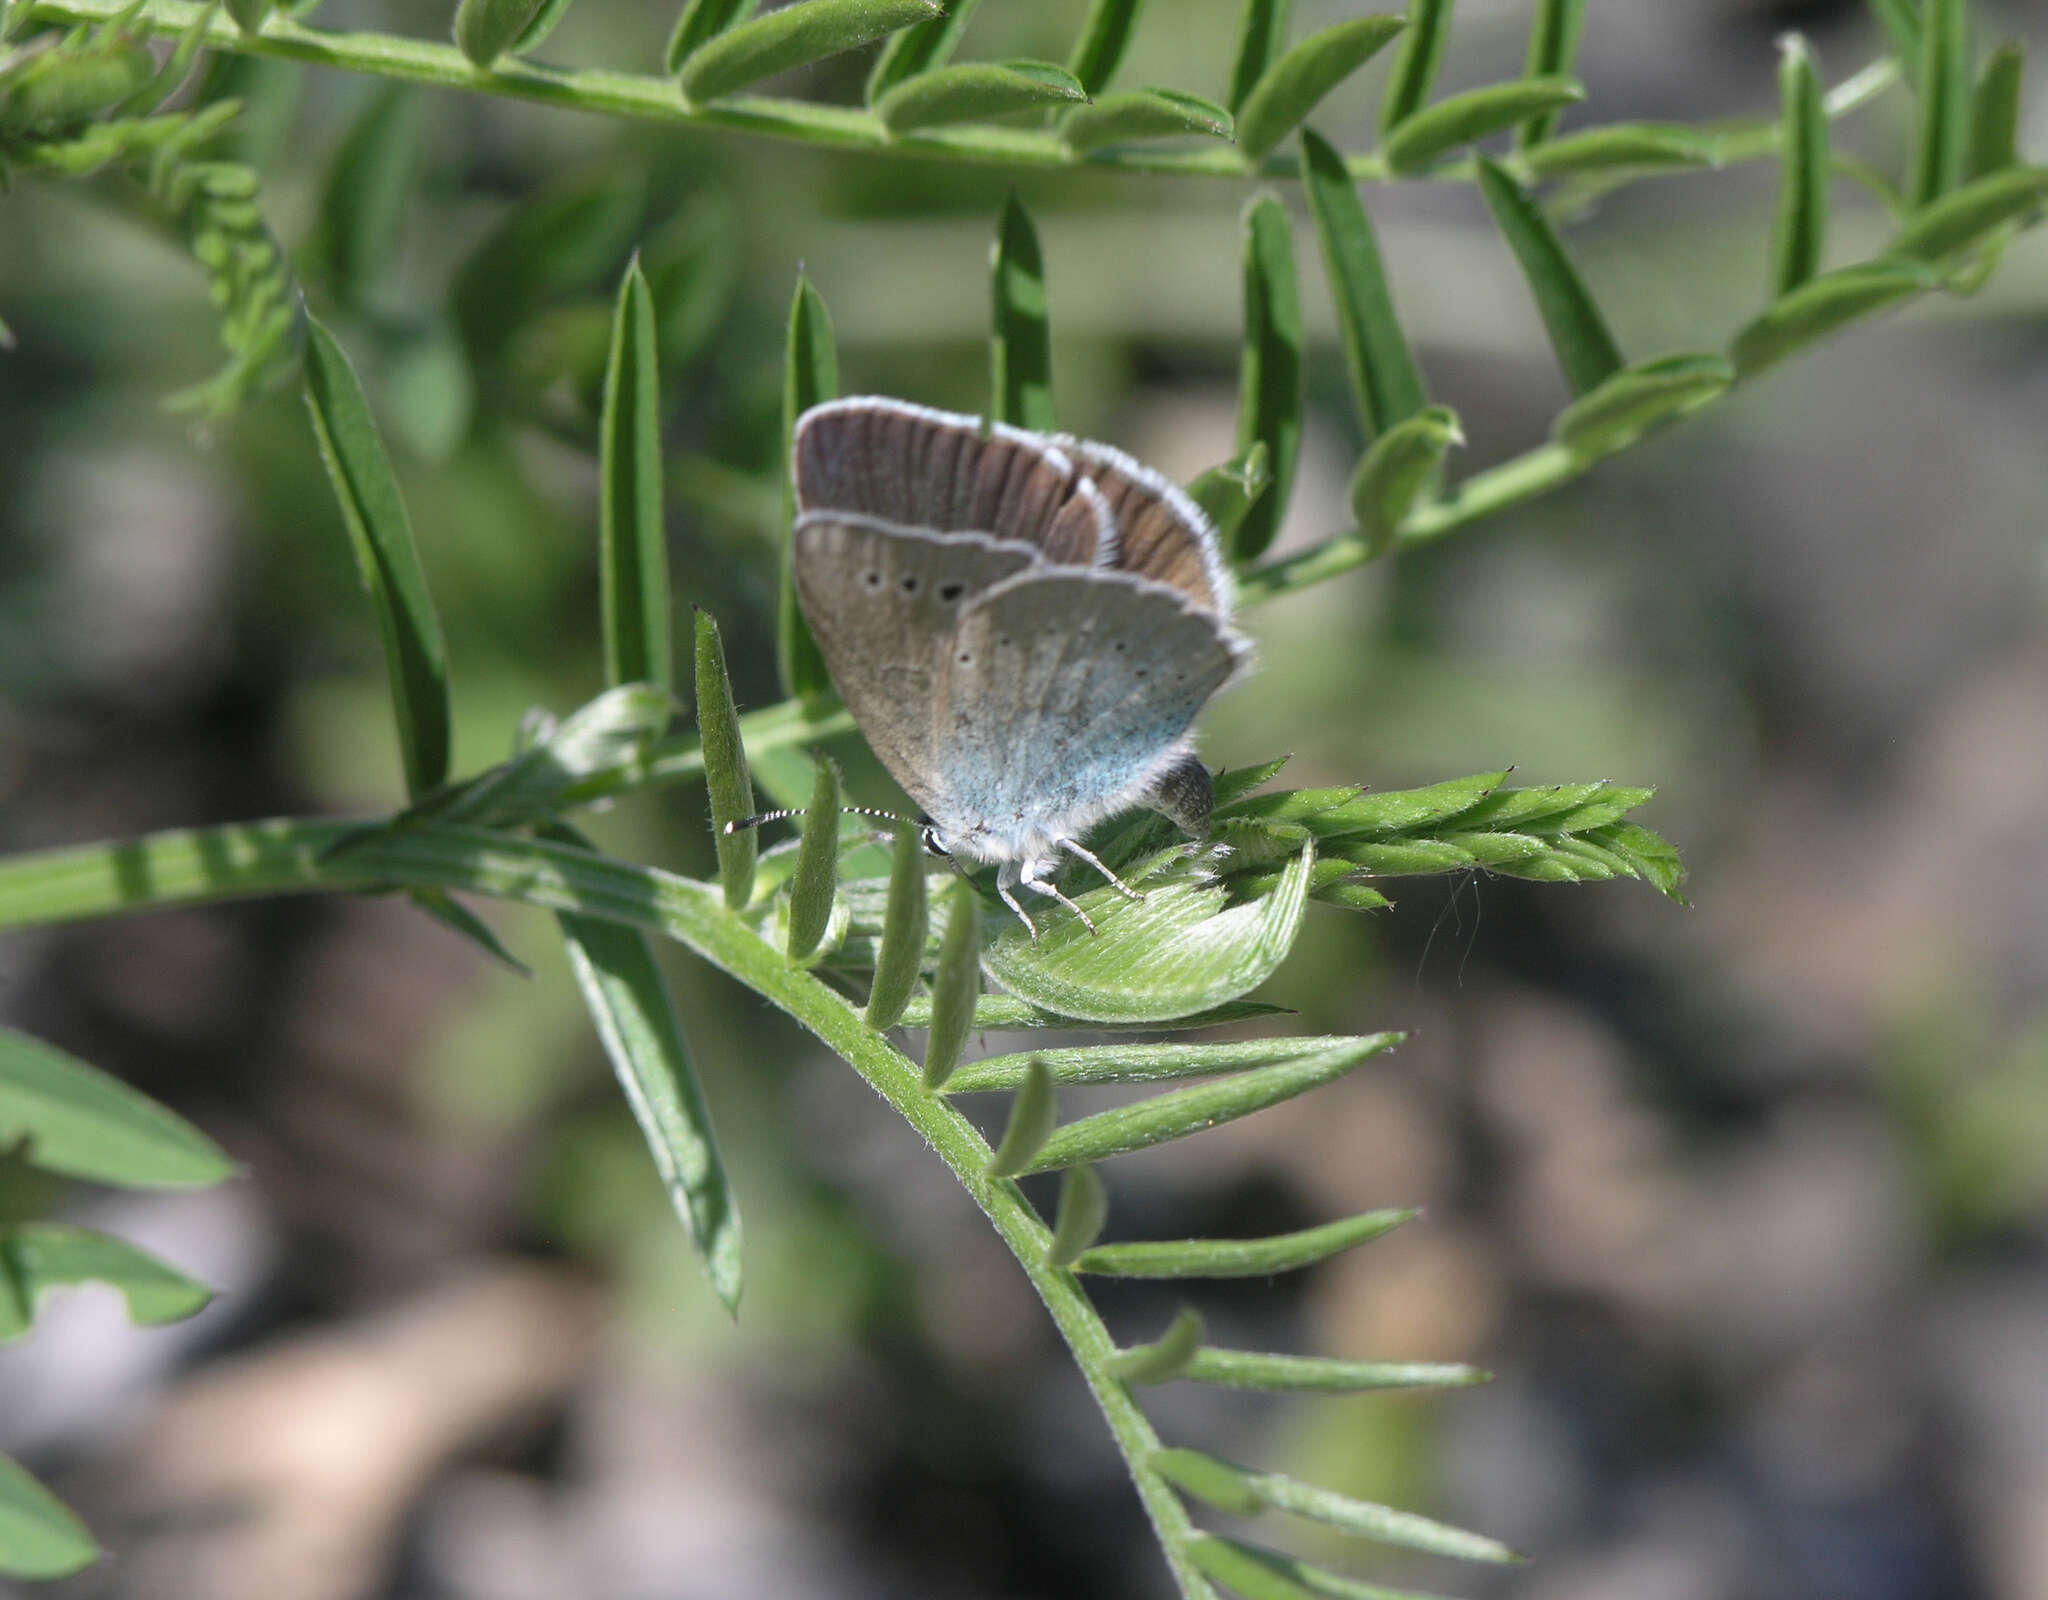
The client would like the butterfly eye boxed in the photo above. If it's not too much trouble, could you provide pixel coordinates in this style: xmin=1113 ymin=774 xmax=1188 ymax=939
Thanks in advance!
xmin=920 ymin=823 xmax=949 ymax=858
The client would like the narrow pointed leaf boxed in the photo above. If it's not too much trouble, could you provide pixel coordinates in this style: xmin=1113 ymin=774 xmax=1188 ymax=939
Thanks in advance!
xmin=1302 ymin=128 xmax=1425 ymax=439
xmin=1236 ymin=16 xmax=1406 ymax=159
xmin=453 ymin=0 xmax=547 ymax=67
xmin=985 ymin=1058 xmax=1057 ymax=1178
xmin=1226 ymin=0 xmax=1291 ymax=116
xmin=1109 ymin=1306 xmax=1204 ymax=1383
xmin=1474 ymin=155 xmax=1623 ymax=396
xmin=1017 ymin=1039 xmax=1370 ymax=1178
xmin=983 ymin=845 xmax=1313 ymax=1024
xmin=866 ymin=0 xmax=980 ymax=104
xmin=1348 ymin=404 xmax=1460 ymax=556
xmin=1967 ymin=44 xmax=2022 ymax=178
xmin=513 ymin=0 xmax=579 ymax=52
xmin=1890 ymin=165 xmax=2048 ymax=261
xmin=780 ymin=274 xmax=836 ymax=699
xmin=1075 ymin=1204 xmax=1413 ymax=1276
xmin=1255 ymin=770 xmax=1508 ymax=834
xmin=1068 ymin=0 xmax=1144 ymax=97
xmin=877 ymin=59 xmax=1085 ymax=132
xmin=923 ymin=877 xmax=981 ymax=1089
xmin=316 ymin=84 xmax=423 ymax=308
xmin=865 ymin=823 xmax=929 ymax=1029
xmin=693 ymin=612 xmax=760 ymax=909
xmin=1183 ymin=1347 xmax=1488 ymax=1393
xmin=303 ymin=318 xmax=451 ymax=797
xmin=1773 ymin=36 xmax=1830 ymax=294
xmin=0 ymin=1223 xmax=213 ymax=1342
xmin=786 ymin=757 xmax=842 ymax=964
xmin=990 ymin=191 xmax=1055 ymax=431
xmin=226 ymin=0 xmax=270 ymax=33
xmin=1730 ymin=259 xmax=1935 ymax=375
xmin=1383 ymin=77 xmax=1585 ymax=175
xmin=1046 ymin=1164 xmax=1108 ymax=1267
xmin=1187 ymin=441 xmax=1271 ymax=549
xmin=600 ymin=258 xmax=671 ymax=692
xmin=546 ymin=823 xmax=741 ymax=1315
xmin=1378 ymin=0 xmax=1454 ymax=135
xmin=947 ymin=1033 xmax=1397 ymax=1093
xmin=409 ymin=888 xmax=531 ymax=974
xmin=1062 ymin=87 xmax=1233 ymax=152
xmin=1189 ymin=1535 xmax=1454 ymax=1600
xmin=678 ymin=0 xmax=943 ymax=103
xmin=1232 ymin=194 xmax=1301 ymax=562
xmin=1155 ymin=1449 xmax=1520 ymax=1564
xmin=0 ymin=1026 xmax=234 ymax=1188
xmin=0 ymin=1455 xmax=97 ymax=1580
xmin=1454 ymin=779 xmax=1652 ymax=831
xmin=1908 ymin=0 xmax=1970 ymax=207
xmin=1213 ymin=756 xmax=1292 ymax=808
xmin=1518 ymin=0 xmax=1585 ymax=146
xmin=1865 ymin=0 xmax=1921 ymax=75
xmin=1518 ymin=122 xmax=1720 ymax=177
xmin=1551 ymin=353 xmax=1730 ymax=460
xmin=667 ymin=0 xmax=759 ymax=74
xmin=900 ymin=994 xmax=1290 ymax=1031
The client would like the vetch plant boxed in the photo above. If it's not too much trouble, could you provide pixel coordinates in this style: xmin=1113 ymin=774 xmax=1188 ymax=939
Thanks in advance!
xmin=0 ymin=0 xmax=2041 ymax=1593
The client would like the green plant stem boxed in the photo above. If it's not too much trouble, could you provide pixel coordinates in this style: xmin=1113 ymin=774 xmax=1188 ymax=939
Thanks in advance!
xmin=0 ymin=817 xmax=1216 ymax=1597
xmin=26 ymin=0 xmax=1893 ymax=190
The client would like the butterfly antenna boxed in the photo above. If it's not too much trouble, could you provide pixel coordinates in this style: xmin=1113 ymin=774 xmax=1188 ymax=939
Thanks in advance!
xmin=723 ymin=804 xmax=917 ymax=836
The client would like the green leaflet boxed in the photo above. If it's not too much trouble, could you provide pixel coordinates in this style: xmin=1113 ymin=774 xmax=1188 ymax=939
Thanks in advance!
xmin=315 ymin=84 xmax=422 ymax=308
xmin=1186 ymin=440 xmax=1271 ymax=549
xmin=990 ymin=190 xmax=1055 ymax=432
xmin=779 ymin=272 xmax=836 ymax=700
xmin=1155 ymin=1448 xmax=1520 ymax=1563
xmin=1383 ymin=76 xmax=1585 ymax=175
xmin=921 ymin=877 xmax=980 ymax=1089
xmin=1075 ymin=1203 xmax=1413 ymax=1277
xmin=545 ymin=823 xmax=742 ymax=1316
xmin=1377 ymin=0 xmax=1453 ymax=135
xmin=1231 ymin=193 xmax=1302 ymax=562
xmin=1551 ymin=353 xmax=1731 ymax=460
xmin=981 ymin=845 xmax=1313 ymax=1024
xmin=1188 ymin=1535 xmax=1453 ymax=1600
xmin=865 ymin=0 xmax=980 ymax=103
xmin=1730 ymin=259 xmax=1936 ymax=375
xmin=677 ymin=0 xmax=943 ymax=104
xmin=667 ymin=0 xmax=759 ymax=74
xmin=302 ymin=318 xmax=452 ymax=798
xmin=1235 ymin=769 xmax=1506 ymax=832
xmin=1967 ymin=44 xmax=2023 ymax=179
xmin=1474 ymin=155 xmax=1623 ymax=396
xmin=1014 ymin=1035 xmax=1371 ymax=1177
xmin=876 ymin=60 xmax=1085 ymax=133
xmin=599 ymin=258 xmax=673 ymax=693
xmin=1518 ymin=121 xmax=1720 ymax=178
xmin=0 ymin=1222 xmax=213 ymax=1341
xmin=409 ymin=887 xmax=530 ymax=974
xmin=1301 ymin=128 xmax=1426 ymax=439
xmin=897 ymin=994 xmax=1291 ymax=1030
xmin=1348 ymin=404 xmax=1461 ymax=556
xmin=0 ymin=1025 xmax=234 ymax=1188
xmin=511 ymin=0 xmax=579 ymax=54
xmin=785 ymin=756 xmax=842 ymax=965
xmin=226 ymin=0 xmax=270 ymax=33
xmin=1181 ymin=1347 xmax=1489 ymax=1393
xmin=1060 ymin=87 xmax=1232 ymax=153
xmin=1234 ymin=16 xmax=1406 ymax=160
xmin=453 ymin=0 xmax=548 ymax=67
xmin=1889 ymin=165 xmax=2048 ymax=262
xmin=1066 ymin=0 xmax=1144 ymax=98
xmin=1772 ymin=35 xmax=1829 ymax=295
xmin=985 ymin=1058 xmax=1057 ymax=1178
xmin=695 ymin=610 xmax=759 ymax=910
xmin=0 ymin=1454 xmax=97 ymax=1581
xmin=1225 ymin=0 xmax=1290 ymax=116
xmin=1865 ymin=0 xmax=1921 ymax=76
xmin=1907 ymin=0 xmax=1970 ymax=207
xmin=1045 ymin=1164 xmax=1108 ymax=1267
xmin=1518 ymin=0 xmax=1585 ymax=147
xmin=864 ymin=822 xmax=928 ymax=1030
xmin=1107 ymin=1306 xmax=1204 ymax=1383
xmin=944 ymin=1033 xmax=1396 ymax=1093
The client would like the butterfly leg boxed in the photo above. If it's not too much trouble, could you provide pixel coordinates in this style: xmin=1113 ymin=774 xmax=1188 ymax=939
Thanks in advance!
xmin=1018 ymin=857 xmax=1099 ymax=937
xmin=1058 ymin=837 xmax=1145 ymax=903
xmin=995 ymin=863 xmax=1042 ymax=943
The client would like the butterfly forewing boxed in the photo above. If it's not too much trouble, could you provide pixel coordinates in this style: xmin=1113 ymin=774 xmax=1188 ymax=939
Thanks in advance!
xmin=1066 ymin=439 xmax=1232 ymax=613
xmin=795 ymin=398 xmax=1111 ymax=568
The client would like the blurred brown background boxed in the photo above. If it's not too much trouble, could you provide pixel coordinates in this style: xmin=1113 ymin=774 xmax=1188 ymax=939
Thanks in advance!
xmin=3 ymin=1 xmax=2046 ymax=1597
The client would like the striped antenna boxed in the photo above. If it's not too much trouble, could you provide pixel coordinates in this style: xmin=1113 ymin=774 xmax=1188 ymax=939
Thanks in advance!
xmin=724 ymin=804 xmax=919 ymax=836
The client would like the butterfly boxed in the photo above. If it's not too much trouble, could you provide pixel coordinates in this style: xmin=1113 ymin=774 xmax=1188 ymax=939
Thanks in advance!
xmin=790 ymin=396 xmax=1253 ymax=937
